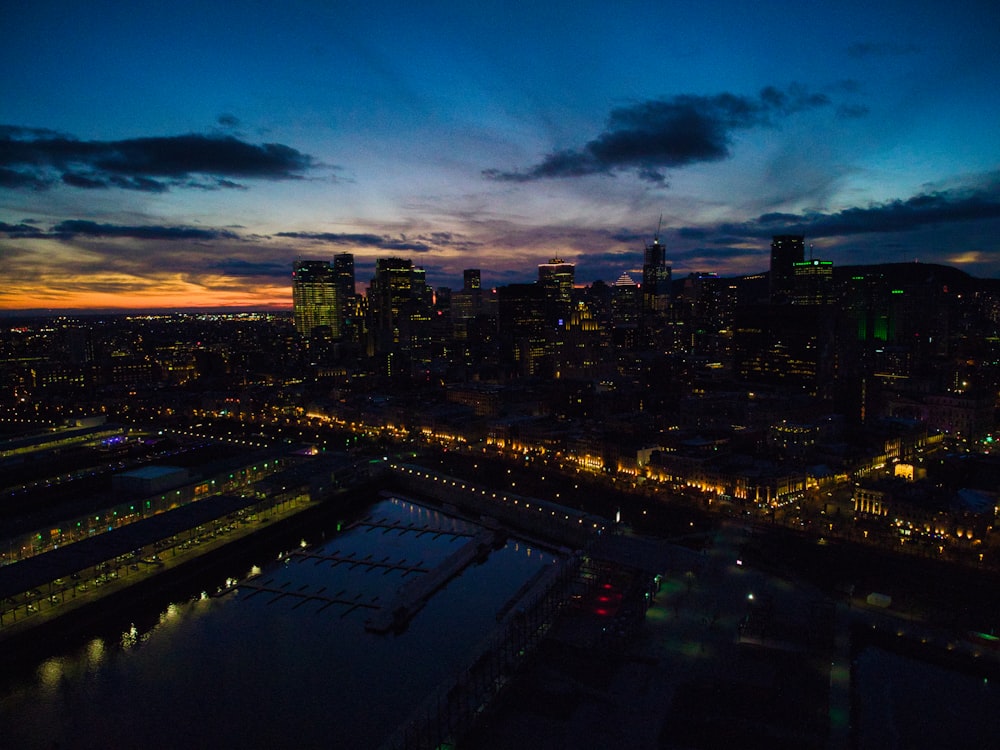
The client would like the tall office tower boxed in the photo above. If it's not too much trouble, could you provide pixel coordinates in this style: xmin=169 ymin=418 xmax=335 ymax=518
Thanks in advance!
xmin=612 ymin=272 xmax=642 ymax=350
xmin=292 ymin=260 xmax=339 ymax=338
xmin=333 ymin=253 xmax=355 ymax=306
xmin=333 ymin=252 xmax=359 ymax=344
xmin=642 ymin=233 xmax=672 ymax=315
xmin=498 ymin=283 xmax=549 ymax=376
xmin=676 ymin=272 xmax=733 ymax=356
xmin=562 ymin=293 xmax=605 ymax=378
xmin=538 ymin=257 xmax=575 ymax=329
xmin=368 ymin=257 xmax=413 ymax=349
xmin=538 ymin=258 xmax=574 ymax=305
xmin=367 ymin=257 xmax=434 ymax=367
xmin=452 ymin=269 xmax=483 ymax=338
xmin=612 ymin=272 xmax=641 ymax=325
xmin=769 ymin=235 xmax=805 ymax=303
xmin=791 ymin=259 xmax=834 ymax=305
xmin=735 ymin=247 xmax=838 ymax=398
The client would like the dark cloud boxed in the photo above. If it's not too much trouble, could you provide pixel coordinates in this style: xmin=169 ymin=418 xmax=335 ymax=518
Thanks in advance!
xmin=276 ymin=231 xmax=432 ymax=252
xmin=206 ymin=178 xmax=248 ymax=190
xmin=0 ymin=166 xmax=51 ymax=190
xmin=706 ymin=235 xmax=752 ymax=246
xmin=715 ymin=180 xmax=1000 ymax=239
xmin=610 ymin=229 xmax=647 ymax=243
xmin=847 ymin=41 xmax=921 ymax=58
xmin=670 ymin=245 xmax=764 ymax=262
xmin=61 ymin=171 xmax=109 ymax=189
xmin=108 ymin=175 xmax=170 ymax=192
xmin=206 ymin=258 xmax=288 ymax=277
xmin=0 ymin=125 xmax=65 ymax=139
xmin=484 ymin=84 xmax=832 ymax=183
xmin=51 ymin=220 xmax=240 ymax=241
xmin=0 ymin=127 xmax=316 ymax=192
xmin=0 ymin=220 xmax=43 ymax=234
xmin=217 ymin=114 xmax=241 ymax=129
xmin=424 ymin=231 xmax=457 ymax=244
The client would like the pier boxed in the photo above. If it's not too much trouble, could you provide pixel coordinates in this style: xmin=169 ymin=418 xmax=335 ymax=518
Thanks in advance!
xmin=235 ymin=576 xmax=382 ymax=616
xmin=365 ymin=529 xmax=498 ymax=634
xmin=352 ymin=515 xmax=473 ymax=542
xmin=288 ymin=548 xmax=431 ymax=576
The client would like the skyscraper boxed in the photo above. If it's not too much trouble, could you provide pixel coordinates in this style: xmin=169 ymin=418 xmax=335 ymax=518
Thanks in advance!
xmin=452 ymin=269 xmax=483 ymax=334
xmin=537 ymin=258 xmax=574 ymax=306
xmin=642 ymin=233 xmax=671 ymax=315
xmin=498 ymin=283 xmax=548 ymax=376
xmin=612 ymin=272 xmax=641 ymax=326
xmin=463 ymin=269 xmax=481 ymax=291
xmin=292 ymin=260 xmax=339 ymax=338
xmin=368 ymin=257 xmax=414 ymax=350
xmin=333 ymin=253 xmax=355 ymax=307
xmin=612 ymin=272 xmax=641 ymax=351
xmin=769 ymin=235 xmax=805 ymax=303
xmin=537 ymin=257 xmax=574 ymax=328
xmin=333 ymin=253 xmax=357 ymax=343
xmin=791 ymin=258 xmax=834 ymax=305
xmin=366 ymin=257 xmax=434 ymax=367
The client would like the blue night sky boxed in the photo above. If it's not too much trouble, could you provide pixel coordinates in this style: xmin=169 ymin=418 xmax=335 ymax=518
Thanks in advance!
xmin=2 ymin=0 xmax=999 ymax=310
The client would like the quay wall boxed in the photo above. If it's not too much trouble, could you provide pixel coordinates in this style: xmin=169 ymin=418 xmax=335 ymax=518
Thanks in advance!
xmin=384 ymin=463 xmax=605 ymax=550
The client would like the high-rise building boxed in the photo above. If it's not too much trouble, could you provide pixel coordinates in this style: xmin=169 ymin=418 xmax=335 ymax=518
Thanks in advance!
xmin=292 ymin=260 xmax=339 ymax=338
xmin=791 ymin=259 xmax=834 ymax=305
xmin=675 ymin=272 xmax=733 ymax=356
xmin=366 ymin=257 xmax=433 ymax=368
xmin=498 ymin=283 xmax=548 ymax=376
xmin=452 ymin=269 xmax=485 ymax=343
xmin=333 ymin=253 xmax=359 ymax=344
xmin=612 ymin=272 xmax=640 ymax=325
xmin=333 ymin=253 xmax=355 ymax=306
xmin=368 ymin=257 xmax=413 ymax=350
xmin=538 ymin=258 xmax=574 ymax=308
xmin=612 ymin=272 xmax=641 ymax=350
xmin=642 ymin=234 xmax=671 ymax=315
xmin=537 ymin=257 xmax=575 ymax=338
xmin=769 ymin=235 xmax=805 ymax=303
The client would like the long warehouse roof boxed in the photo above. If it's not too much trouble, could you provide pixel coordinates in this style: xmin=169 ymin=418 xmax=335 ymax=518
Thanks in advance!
xmin=0 ymin=493 xmax=261 ymax=600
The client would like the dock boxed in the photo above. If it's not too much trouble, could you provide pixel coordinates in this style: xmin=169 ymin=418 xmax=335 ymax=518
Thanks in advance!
xmin=366 ymin=529 xmax=498 ymax=634
xmin=288 ymin=548 xmax=430 ymax=576
xmin=236 ymin=576 xmax=382 ymax=617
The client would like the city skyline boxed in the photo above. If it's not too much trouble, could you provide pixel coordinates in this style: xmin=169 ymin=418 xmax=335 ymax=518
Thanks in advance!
xmin=2 ymin=0 xmax=1000 ymax=312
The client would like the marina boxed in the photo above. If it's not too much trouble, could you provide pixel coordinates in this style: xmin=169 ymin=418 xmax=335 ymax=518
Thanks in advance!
xmin=0 ymin=493 xmax=570 ymax=749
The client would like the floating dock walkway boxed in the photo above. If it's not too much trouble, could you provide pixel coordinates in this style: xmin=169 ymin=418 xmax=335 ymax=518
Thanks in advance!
xmin=288 ymin=548 xmax=431 ymax=576
xmin=236 ymin=577 xmax=382 ymax=617
xmin=365 ymin=529 xmax=499 ymax=634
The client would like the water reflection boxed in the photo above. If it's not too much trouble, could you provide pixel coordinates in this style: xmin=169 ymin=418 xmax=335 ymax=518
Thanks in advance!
xmin=121 ymin=622 xmax=135 ymax=649
xmin=37 ymin=657 xmax=64 ymax=690
xmin=0 ymin=496 xmax=563 ymax=749
xmin=86 ymin=637 xmax=105 ymax=667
